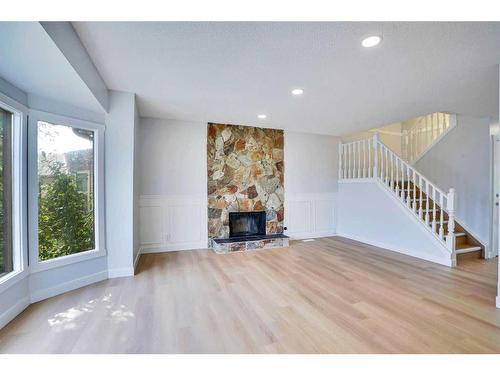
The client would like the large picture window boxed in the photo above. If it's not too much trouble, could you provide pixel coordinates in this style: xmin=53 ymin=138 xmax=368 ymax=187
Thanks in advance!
xmin=29 ymin=111 xmax=104 ymax=271
xmin=37 ymin=121 xmax=95 ymax=261
xmin=0 ymin=107 xmax=13 ymax=277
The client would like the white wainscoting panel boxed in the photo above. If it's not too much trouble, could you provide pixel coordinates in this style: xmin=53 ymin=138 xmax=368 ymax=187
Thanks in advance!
xmin=284 ymin=192 xmax=336 ymax=239
xmin=139 ymin=195 xmax=208 ymax=253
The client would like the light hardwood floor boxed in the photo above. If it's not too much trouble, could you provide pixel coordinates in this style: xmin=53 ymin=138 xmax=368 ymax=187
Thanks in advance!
xmin=0 ymin=236 xmax=499 ymax=353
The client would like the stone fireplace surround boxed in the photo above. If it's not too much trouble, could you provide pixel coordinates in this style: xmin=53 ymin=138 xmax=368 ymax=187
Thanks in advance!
xmin=211 ymin=210 xmax=289 ymax=253
xmin=207 ymin=123 xmax=289 ymax=253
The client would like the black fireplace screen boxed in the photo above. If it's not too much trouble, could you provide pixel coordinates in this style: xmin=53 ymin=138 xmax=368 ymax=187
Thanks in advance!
xmin=229 ymin=211 xmax=266 ymax=237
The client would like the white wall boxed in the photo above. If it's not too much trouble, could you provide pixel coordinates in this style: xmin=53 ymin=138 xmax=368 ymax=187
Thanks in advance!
xmin=105 ymin=90 xmax=136 ymax=276
xmin=337 ymin=181 xmax=453 ymax=266
xmin=284 ymin=131 xmax=340 ymax=239
xmin=138 ymin=118 xmax=207 ymax=196
xmin=414 ymin=115 xmax=491 ymax=252
xmin=137 ymin=118 xmax=208 ymax=252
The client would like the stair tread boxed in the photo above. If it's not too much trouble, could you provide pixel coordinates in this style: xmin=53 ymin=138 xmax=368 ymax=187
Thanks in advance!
xmin=455 ymin=244 xmax=482 ymax=254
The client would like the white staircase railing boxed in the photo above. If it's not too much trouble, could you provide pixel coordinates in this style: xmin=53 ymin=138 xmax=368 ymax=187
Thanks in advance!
xmin=401 ymin=112 xmax=455 ymax=164
xmin=339 ymin=134 xmax=456 ymax=253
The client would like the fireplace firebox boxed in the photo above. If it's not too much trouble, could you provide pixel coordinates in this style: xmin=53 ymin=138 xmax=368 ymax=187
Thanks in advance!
xmin=229 ymin=211 xmax=266 ymax=238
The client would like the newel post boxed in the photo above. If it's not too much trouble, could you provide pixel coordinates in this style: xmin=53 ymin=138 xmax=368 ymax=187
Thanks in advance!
xmin=446 ymin=188 xmax=456 ymax=252
xmin=373 ymin=133 xmax=379 ymax=179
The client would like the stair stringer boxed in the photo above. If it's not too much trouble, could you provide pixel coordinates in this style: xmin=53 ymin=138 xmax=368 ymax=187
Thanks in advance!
xmin=336 ymin=179 xmax=455 ymax=267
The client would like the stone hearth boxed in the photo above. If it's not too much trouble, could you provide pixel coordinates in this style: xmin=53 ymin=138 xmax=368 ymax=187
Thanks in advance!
xmin=210 ymin=234 xmax=289 ymax=254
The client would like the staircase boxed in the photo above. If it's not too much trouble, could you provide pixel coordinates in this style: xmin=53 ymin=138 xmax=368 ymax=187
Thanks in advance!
xmin=339 ymin=134 xmax=483 ymax=266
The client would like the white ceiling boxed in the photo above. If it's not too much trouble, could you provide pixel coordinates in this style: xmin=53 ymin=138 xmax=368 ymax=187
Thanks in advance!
xmin=0 ymin=22 xmax=103 ymax=114
xmin=73 ymin=22 xmax=500 ymax=135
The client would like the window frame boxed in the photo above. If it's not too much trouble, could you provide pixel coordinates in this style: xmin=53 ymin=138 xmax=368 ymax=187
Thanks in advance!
xmin=28 ymin=110 xmax=105 ymax=273
xmin=0 ymin=93 xmax=28 ymax=293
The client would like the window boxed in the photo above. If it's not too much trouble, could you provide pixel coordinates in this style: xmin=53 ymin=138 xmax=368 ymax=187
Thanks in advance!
xmin=0 ymin=107 xmax=13 ymax=277
xmin=29 ymin=111 xmax=104 ymax=270
xmin=37 ymin=121 xmax=95 ymax=261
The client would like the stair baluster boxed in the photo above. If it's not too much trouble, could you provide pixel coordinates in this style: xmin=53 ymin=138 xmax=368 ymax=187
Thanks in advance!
xmin=395 ymin=157 xmax=400 ymax=196
xmin=384 ymin=146 xmax=387 ymax=183
xmin=348 ymin=143 xmax=352 ymax=179
xmin=353 ymin=142 xmax=357 ymax=178
xmin=412 ymin=171 xmax=417 ymax=213
xmin=338 ymin=143 xmax=342 ymax=180
xmin=431 ymin=187 xmax=437 ymax=233
xmin=446 ymin=188 xmax=456 ymax=251
xmin=439 ymin=193 xmax=445 ymax=240
xmin=362 ymin=140 xmax=366 ymax=178
xmin=390 ymin=152 xmax=394 ymax=189
xmin=418 ymin=174 xmax=423 ymax=220
xmin=357 ymin=141 xmax=361 ymax=178
xmin=401 ymin=160 xmax=405 ymax=202
xmin=368 ymin=140 xmax=372 ymax=178
xmin=425 ymin=181 xmax=430 ymax=225
xmin=406 ymin=167 xmax=411 ymax=208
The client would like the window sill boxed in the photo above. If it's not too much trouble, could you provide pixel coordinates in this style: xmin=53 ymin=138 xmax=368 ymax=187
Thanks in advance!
xmin=29 ymin=248 xmax=107 ymax=274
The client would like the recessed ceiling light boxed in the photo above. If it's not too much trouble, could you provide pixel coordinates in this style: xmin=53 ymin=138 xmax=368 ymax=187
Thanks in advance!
xmin=257 ymin=114 xmax=267 ymax=119
xmin=291 ymin=88 xmax=304 ymax=96
xmin=361 ymin=35 xmax=382 ymax=48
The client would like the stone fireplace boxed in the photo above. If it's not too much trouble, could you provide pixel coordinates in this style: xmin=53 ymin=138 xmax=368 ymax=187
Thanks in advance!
xmin=207 ymin=123 xmax=288 ymax=253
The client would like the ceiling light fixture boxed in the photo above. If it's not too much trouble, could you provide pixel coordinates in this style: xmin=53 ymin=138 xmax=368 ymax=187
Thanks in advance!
xmin=257 ymin=114 xmax=267 ymax=119
xmin=361 ymin=35 xmax=382 ymax=48
xmin=291 ymin=88 xmax=304 ymax=96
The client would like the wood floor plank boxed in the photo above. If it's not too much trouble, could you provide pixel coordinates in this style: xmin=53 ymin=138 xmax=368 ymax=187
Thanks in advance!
xmin=0 ymin=236 xmax=499 ymax=353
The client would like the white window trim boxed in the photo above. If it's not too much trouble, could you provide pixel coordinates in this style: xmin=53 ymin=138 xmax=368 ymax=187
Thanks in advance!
xmin=28 ymin=109 xmax=106 ymax=274
xmin=0 ymin=92 xmax=28 ymax=294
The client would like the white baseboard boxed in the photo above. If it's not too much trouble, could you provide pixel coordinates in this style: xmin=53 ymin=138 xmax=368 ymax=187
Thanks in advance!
xmin=141 ymin=241 xmax=208 ymax=254
xmin=335 ymin=232 xmax=453 ymax=267
xmin=107 ymin=267 xmax=134 ymax=279
xmin=0 ymin=296 xmax=30 ymax=331
xmin=286 ymin=230 xmax=336 ymax=241
xmin=30 ymin=270 xmax=108 ymax=304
